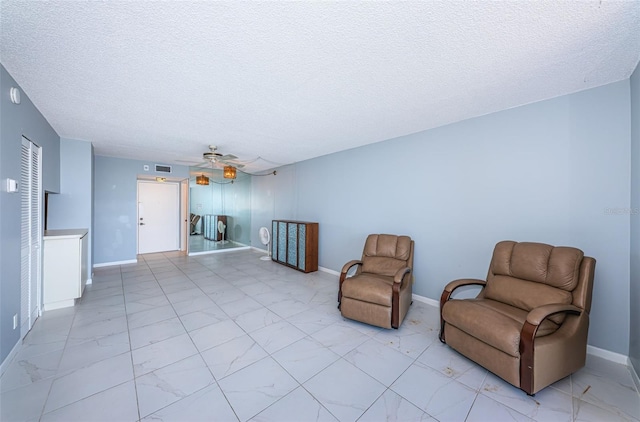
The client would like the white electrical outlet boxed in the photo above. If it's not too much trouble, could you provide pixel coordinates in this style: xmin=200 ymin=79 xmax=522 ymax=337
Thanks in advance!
xmin=12 ymin=314 xmax=18 ymax=330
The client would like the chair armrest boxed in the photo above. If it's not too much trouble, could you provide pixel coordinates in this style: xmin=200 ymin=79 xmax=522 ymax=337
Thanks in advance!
xmin=519 ymin=303 xmax=582 ymax=394
xmin=440 ymin=278 xmax=486 ymax=313
xmin=393 ymin=267 xmax=412 ymax=284
xmin=442 ymin=278 xmax=486 ymax=297
xmin=525 ymin=303 xmax=582 ymax=326
xmin=340 ymin=260 xmax=362 ymax=283
xmin=439 ymin=279 xmax=486 ymax=343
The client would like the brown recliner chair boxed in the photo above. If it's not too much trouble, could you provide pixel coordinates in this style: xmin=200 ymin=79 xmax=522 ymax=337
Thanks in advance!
xmin=439 ymin=241 xmax=596 ymax=395
xmin=338 ymin=234 xmax=414 ymax=329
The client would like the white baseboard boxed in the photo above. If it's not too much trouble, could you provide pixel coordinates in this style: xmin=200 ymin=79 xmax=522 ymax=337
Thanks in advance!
xmin=319 ymin=266 xmax=339 ymax=276
xmin=0 ymin=340 xmax=21 ymax=377
xmin=251 ymin=246 xmax=269 ymax=255
xmin=586 ymin=345 xmax=629 ymax=365
xmin=93 ymin=259 xmax=137 ymax=268
xmin=86 ymin=277 xmax=93 ymax=285
xmin=412 ymin=293 xmax=439 ymax=307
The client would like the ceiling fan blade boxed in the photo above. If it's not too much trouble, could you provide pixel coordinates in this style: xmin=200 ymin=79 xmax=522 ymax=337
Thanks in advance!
xmin=218 ymin=154 xmax=238 ymax=161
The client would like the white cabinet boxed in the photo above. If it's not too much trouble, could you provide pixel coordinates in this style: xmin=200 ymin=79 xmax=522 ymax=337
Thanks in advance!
xmin=43 ymin=229 xmax=88 ymax=310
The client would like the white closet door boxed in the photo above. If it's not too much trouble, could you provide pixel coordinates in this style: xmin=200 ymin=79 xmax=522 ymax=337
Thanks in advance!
xmin=30 ymin=142 xmax=42 ymax=325
xmin=20 ymin=137 xmax=42 ymax=338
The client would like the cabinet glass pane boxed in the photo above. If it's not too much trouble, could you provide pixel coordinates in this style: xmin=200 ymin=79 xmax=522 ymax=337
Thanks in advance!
xmin=287 ymin=223 xmax=298 ymax=266
xmin=299 ymin=224 xmax=306 ymax=271
xmin=272 ymin=221 xmax=278 ymax=260
xmin=278 ymin=222 xmax=287 ymax=263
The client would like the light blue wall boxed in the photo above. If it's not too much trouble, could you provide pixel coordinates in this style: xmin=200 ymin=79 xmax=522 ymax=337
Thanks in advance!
xmin=93 ymin=156 xmax=189 ymax=265
xmin=630 ymin=62 xmax=639 ymax=375
xmin=0 ymin=64 xmax=60 ymax=364
xmin=252 ymin=80 xmax=632 ymax=355
xmin=48 ymin=138 xmax=94 ymax=276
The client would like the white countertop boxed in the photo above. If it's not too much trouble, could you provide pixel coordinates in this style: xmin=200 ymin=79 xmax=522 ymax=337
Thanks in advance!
xmin=44 ymin=229 xmax=88 ymax=239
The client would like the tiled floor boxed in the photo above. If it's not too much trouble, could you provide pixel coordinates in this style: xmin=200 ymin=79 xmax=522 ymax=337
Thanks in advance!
xmin=1 ymin=249 xmax=639 ymax=422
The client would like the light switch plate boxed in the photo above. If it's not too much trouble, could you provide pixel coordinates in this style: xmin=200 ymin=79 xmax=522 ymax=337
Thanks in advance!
xmin=5 ymin=178 xmax=18 ymax=193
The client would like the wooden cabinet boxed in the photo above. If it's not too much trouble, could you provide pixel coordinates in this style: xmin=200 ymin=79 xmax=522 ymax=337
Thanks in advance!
xmin=43 ymin=229 xmax=88 ymax=311
xmin=203 ymin=215 xmax=227 ymax=241
xmin=271 ymin=220 xmax=318 ymax=273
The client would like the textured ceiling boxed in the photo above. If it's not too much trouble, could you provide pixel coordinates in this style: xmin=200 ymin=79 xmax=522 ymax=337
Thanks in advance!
xmin=1 ymin=1 xmax=639 ymax=172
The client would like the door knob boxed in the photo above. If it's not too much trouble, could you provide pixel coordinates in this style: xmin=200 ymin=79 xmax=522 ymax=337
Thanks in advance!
xmin=140 ymin=222 xmax=145 ymax=226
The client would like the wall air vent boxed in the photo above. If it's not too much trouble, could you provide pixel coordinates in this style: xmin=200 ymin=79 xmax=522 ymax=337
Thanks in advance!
xmin=155 ymin=164 xmax=172 ymax=173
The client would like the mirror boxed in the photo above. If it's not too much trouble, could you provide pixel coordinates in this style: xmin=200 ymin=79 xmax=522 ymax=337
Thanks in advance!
xmin=188 ymin=166 xmax=251 ymax=254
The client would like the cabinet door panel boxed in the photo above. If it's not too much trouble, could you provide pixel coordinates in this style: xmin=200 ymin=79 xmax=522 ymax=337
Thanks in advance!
xmin=277 ymin=221 xmax=287 ymax=263
xmin=299 ymin=224 xmax=306 ymax=272
xmin=272 ymin=220 xmax=278 ymax=260
xmin=287 ymin=223 xmax=298 ymax=267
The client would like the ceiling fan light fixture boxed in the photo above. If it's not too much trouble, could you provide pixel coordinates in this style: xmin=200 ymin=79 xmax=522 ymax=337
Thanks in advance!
xmin=223 ymin=166 xmax=237 ymax=179
xmin=196 ymin=174 xmax=210 ymax=185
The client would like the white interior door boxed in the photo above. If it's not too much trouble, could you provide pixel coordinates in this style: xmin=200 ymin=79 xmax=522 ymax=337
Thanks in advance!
xmin=138 ymin=181 xmax=180 ymax=254
xmin=20 ymin=137 xmax=42 ymax=337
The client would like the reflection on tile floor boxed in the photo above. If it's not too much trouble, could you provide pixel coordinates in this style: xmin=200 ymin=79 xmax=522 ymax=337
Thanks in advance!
xmin=1 ymin=249 xmax=638 ymax=421
xmin=189 ymin=234 xmax=248 ymax=254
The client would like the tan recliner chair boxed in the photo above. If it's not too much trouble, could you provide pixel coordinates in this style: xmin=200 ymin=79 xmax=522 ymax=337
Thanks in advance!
xmin=439 ymin=241 xmax=596 ymax=395
xmin=339 ymin=234 xmax=414 ymax=329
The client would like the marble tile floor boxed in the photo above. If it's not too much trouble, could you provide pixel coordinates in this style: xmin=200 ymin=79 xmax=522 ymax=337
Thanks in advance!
xmin=1 ymin=249 xmax=638 ymax=422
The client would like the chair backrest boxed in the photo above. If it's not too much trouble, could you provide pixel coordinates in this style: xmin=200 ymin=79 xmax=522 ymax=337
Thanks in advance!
xmin=482 ymin=241 xmax=595 ymax=323
xmin=361 ymin=234 xmax=413 ymax=277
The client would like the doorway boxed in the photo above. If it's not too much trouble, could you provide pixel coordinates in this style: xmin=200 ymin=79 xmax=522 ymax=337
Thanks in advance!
xmin=137 ymin=180 xmax=180 ymax=254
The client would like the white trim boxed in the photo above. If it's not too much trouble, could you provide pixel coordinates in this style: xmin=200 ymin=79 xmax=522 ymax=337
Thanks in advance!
xmin=319 ymin=266 xmax=339 ymax=276
xmin=0 ymin=340 xmax=21 ymax=377
xmin=586 ymin=345 xmax=629 ymax=365
xmin=86 ymin=277 xmax=92 ymax=285
xmin=93 ymin=259 xmax=137 ymax=268
xmin=188 ymin=246 xmax=251 ymax=256
xmin=251 ymin=246 xmax=270 ymax=255
xmin=412 ymin=293 xmax=440 ymax=307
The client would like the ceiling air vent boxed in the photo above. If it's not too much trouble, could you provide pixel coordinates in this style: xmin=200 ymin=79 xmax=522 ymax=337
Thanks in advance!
xmin=155 ymin=164 xmax=172 ymax=173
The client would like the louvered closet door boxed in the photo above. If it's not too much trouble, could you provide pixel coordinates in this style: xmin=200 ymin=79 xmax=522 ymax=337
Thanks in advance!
xmin=20 ymin=137 xmax=42 ymax=338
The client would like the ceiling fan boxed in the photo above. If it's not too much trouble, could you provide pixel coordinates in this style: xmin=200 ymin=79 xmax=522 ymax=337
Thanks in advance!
xmin=181 ymin=145 xmax=245 ymax=182
xmin=199 ymin=145 xmax=245 ymax=168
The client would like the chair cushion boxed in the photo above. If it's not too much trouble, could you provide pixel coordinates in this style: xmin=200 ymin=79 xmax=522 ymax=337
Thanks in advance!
xmin=361 ymin=234 xmax=412 ymax=277
xmin=341 ymin=273 xmax=393 ymax=307
xmin=491 ymin=241 xmax=584 ymax=290
xmin=484 ymin=275 xmax=573 ymax=324
xmin=442 ymin=298 xmax=560 ymax=357
xmin=486 ymin=241 xmax=584 ymax=324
